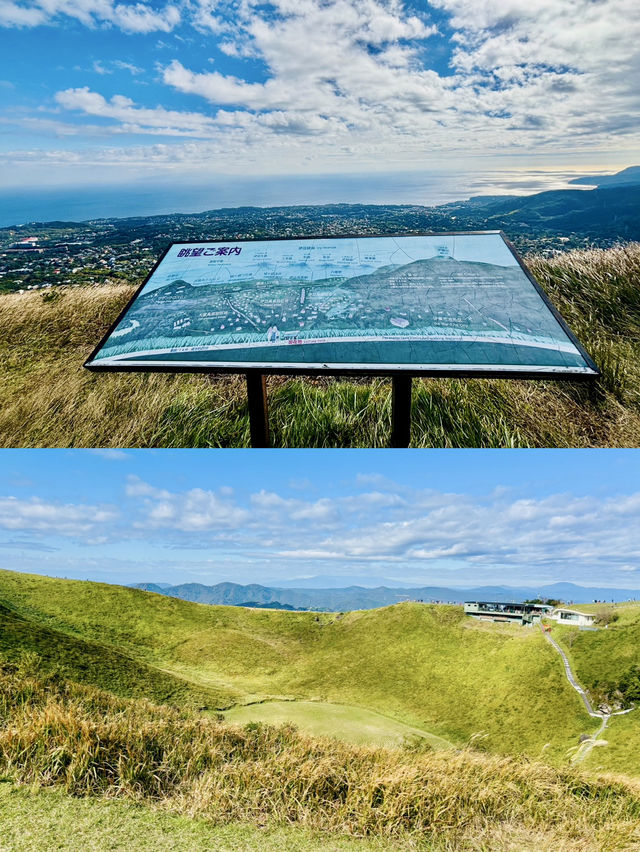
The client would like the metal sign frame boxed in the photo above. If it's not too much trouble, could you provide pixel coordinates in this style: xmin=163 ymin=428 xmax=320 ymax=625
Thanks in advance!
xmin=84 ymin=230 xmax=599 ymax=447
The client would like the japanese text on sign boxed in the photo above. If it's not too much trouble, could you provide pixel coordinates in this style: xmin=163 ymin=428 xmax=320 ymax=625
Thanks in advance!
xmin=177 ymin=246 xmax=242 ymax=258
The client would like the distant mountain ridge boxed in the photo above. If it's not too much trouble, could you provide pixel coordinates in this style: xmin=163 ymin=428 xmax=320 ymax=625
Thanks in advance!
xmin=569 ymin=166 xmax=640 ymax=188
xmin=441 ymin=183 xmax=640 ymax=242
xmin=132 ymin=581 xmax=640 ymax=610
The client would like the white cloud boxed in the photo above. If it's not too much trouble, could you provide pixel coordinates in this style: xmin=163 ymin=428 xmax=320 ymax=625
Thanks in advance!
xmin=111 ymin=1 xmax=179 ymax=33
xmin=88 ymin=449 xmax=129 ymax=460
xmin=0 ymin=0 xmax=47 ymax=26
xmin=125 ymin=475 xmax=171 ymax=499
xmin=289 ymin=477 xmax=313 ymax=491
xmin=0 ymin=496 xmax=118 ymax=536
xmin=270 ymin=489 xmax=640 ymax=578
xmin=93 ymin=59 xmax=144 ymax=75
xmin=431 ymin=0 xmax=640 ymax=140
xmin=113 ymin=60 xmax=144 ymax=74
xmin=250 ymin=490 xmax=340 ymax=524
xmin=54 ymin=87 xmax=219 ymax=138
xmin=0 ymin=0 xmax=180 ymax=31
xmin=2 ymin=477 xmax=640 ymax=587
xmin=3 ymin=0 xmax=639 ymax=173
xmin=161 ymin=0 xmax=445 ymax=139
xmin=130 ymin=477 xmax=250 ymax=530
xmin=119 ymin=477 xmax=640 ymax=581
xmin=157 ymin=0 xmax=640 ymax=164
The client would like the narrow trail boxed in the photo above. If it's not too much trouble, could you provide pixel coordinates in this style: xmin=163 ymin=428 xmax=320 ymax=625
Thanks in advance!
xmin=543 ymin=631 xmax=600 ymax=717
xmin=541 ymin=627 xmax=635 ymax=763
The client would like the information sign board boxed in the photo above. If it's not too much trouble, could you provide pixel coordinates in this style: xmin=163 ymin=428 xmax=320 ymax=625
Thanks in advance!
xmin=85 ymin=232 xmax=598 ymax=377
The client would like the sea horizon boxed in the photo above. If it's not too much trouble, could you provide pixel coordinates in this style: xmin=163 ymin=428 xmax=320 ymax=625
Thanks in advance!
xmin=0 ymin=167 xmax=595 ymax=229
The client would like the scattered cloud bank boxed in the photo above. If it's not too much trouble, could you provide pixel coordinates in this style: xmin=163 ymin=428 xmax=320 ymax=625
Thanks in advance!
xmin=1 ymin=476 xmax=639 ymax=584
xmin=1 ymin=0 xmax=638 ymax=175
xmin=55 ymin=88 xmax=220 ymax=138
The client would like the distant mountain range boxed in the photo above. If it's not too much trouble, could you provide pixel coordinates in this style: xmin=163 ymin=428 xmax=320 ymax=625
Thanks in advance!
xmin=131 ymin=581 xmax=640 ymax=610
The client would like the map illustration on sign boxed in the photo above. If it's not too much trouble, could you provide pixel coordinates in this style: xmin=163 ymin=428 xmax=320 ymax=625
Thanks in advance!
xmin=86 ymin=233 xmax=597 ymax=375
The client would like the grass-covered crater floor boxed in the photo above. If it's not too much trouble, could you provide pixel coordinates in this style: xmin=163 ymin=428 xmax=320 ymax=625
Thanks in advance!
xmin=2 ymin=244 xmax=640 ymax=446
xmin=221 ymin=700 xmax=453 ymax=749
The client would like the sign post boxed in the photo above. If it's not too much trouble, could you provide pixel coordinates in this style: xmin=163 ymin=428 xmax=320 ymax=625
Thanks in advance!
xmin=85 ymin=231 xmax=599 ymax=447
xmin=391 ymin=375 xmax=412 ymax=448
xmin=246 ymin=372 xmax=269 ymax=448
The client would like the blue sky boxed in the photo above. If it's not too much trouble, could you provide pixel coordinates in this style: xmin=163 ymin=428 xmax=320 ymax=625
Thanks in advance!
xmin=1 ymin=448 xmax=639 ymax=590
xmin=0 ymin=0 xmax=638 ymax=194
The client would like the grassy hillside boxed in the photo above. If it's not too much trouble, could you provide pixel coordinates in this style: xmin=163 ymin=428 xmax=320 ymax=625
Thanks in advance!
xmin=550 ymin=603 xmax=640 ymax=695
xmin=0 ymin=569 xmax=596 ymax=762
xmin=2 ymin=243 xmax=640 ymax=447
xmin=0 ymin=601 xmax=218 ymax=709
xmin=549 ymin=603 xmax=640 ymax=775
xmin=2 ymin=664 xmax=640 ymax=851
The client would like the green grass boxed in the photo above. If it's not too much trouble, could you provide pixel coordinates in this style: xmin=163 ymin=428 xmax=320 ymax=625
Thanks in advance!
xmin=566 ymin=601 xmax=640 ymax=625
xmin=2 ymin=243 xmax=640 ymax=447
xmin=3 ymin=574 xmax=640 ymax=849
xmin=0 ymin=783 xmax=407 ymax=852
xmin=547 ymin=603 xmax=640 ymax=774
xmin=550 ymin=604 xmax=640 ymax=694
xmin=0 ymin=569 xmax=596 ymax=763
xmin=222 ymin=700 xmax=452 ymax=749
xmin=0 ymin=601 xmax=220 ymax=709
xmin=580 ymin=711 xmax=640 ymax=777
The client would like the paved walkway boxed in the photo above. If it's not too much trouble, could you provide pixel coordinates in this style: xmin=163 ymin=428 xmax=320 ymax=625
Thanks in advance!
xmin=542 ymin=627 xmax=635 ymax=763
xmin=543 ymin=631 xmax=601 ymax=717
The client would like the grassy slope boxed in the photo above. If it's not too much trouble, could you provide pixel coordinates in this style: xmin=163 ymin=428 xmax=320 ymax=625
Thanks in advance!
xmin=549 ymin=603 xmax=640 ymax=774
xmin=0 ymin=784 xmax=397 ymax=852
xmin=0 ymin=781 xmax=633 ymax=852
xmin=0 ymin=601 xmax=218 ymax=709
xmin=550 ymin=603 xmax=640 ymax=690
xmin=2 ymin=243 xmax=640 ymax=447
xmin=0 ymin=569 xmax=595 ymax=762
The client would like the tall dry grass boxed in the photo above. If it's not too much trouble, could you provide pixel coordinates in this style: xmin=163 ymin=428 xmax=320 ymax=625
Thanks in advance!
xmin=2 ymin=661 xmax=640 ymax=850
xmin=1 ymin=243 xmax=640 ymax=446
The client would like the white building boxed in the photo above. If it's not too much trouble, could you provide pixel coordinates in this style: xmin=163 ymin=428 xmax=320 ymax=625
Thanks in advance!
xmin=550 ymin=607 xmax=597 ymax=627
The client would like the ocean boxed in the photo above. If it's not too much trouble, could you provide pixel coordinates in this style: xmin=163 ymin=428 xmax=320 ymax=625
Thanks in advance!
xmin=0 ymin=169 xmax=582 ymax=228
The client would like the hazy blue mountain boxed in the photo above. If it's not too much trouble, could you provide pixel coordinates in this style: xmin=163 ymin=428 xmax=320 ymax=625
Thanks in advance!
xmin=131 ymin=580 xmax=640 ymax=610
xmin=569 ymin=166 xmax=640 ymax=188
xmin=238 ymin=601 xmax=308 ymax=611
xmin=133 ymin=583 xmax=169 ymax=594
xmin=267 ymin=575 xmax=417 ymax=588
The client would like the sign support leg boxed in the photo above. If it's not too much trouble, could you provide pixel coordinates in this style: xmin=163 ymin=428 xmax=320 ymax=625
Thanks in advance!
xmin=246 ymin=372 xmax=270 ymax=448
xmin=391 ymin=375 xmax=412 ymax=448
